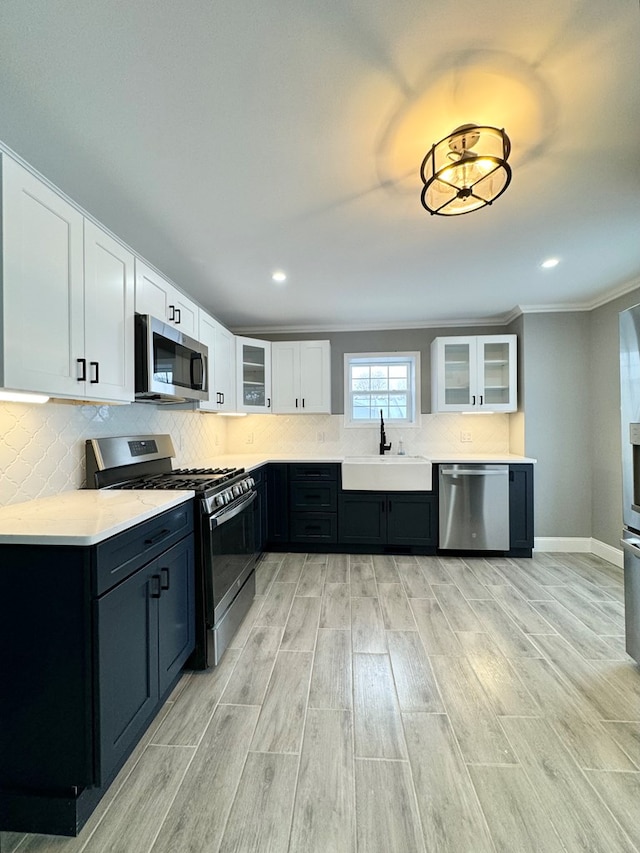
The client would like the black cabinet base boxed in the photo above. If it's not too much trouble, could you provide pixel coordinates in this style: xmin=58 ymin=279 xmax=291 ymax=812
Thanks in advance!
xmin=265 ymin=542 xmax=437 ymax=556
xmin=437 ymin=547 xmax=533 ymax=559
xmin=0 ymin=671 xmax=182 ymax=837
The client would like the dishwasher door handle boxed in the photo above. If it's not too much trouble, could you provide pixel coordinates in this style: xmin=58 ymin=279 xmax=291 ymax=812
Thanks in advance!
xmin=440 ymin=468 xmax=508 ymax=476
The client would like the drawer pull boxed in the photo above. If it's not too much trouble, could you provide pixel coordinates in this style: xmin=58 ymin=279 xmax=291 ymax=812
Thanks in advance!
xmin=160 ymin=567 xmax=171 ymax=590
xmin=144 ymin=528 xmax=171 ymax=547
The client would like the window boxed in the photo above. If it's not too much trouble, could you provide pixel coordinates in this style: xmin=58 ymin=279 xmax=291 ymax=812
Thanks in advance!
xmin=344 ymin=352 xmax=420 ymax=426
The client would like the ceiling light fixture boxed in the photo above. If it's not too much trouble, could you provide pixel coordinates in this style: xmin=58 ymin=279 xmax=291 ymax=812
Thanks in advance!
xmin=420 ymin=124 xmax=512 ymax=216
xmin=541 ymin=257 xmax=560 ymax=269
xmin=271 ymin=270 xmax=287 ymax=283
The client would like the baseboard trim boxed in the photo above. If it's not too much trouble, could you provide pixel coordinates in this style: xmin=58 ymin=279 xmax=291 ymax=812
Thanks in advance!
xmin=591 ymin=538 xmax=623 ymax=568
xmin=534 ymin=536 xmax=623 ymax=568
xmin=534 ymin=537 xmax=592 ymax=553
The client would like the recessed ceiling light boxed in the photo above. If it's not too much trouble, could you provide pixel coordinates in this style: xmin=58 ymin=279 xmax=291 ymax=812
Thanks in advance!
xmin=272 ymin=270 xmax=287 ymax=283
xmin=540 ymin=257 xmax=560 ymax=269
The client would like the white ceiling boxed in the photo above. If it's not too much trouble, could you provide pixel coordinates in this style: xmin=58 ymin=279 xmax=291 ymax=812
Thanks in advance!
xmin=1 ymin=0 xmax=639 ymax=333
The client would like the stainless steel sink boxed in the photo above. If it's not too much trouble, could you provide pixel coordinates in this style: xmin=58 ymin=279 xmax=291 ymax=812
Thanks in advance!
xmin=341 ymin=456 xmax=432 ymax=491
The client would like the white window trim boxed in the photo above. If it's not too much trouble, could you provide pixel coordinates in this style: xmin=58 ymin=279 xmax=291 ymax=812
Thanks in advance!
xmin=343 ymin=351 xmax=421 ymax=428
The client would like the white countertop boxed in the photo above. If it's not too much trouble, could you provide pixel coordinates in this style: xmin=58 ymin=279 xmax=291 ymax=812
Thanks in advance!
xmin=202 ymin=452 xmax=537 ymax=470
xmin=0 ymin=490 xmax=195 ymax=546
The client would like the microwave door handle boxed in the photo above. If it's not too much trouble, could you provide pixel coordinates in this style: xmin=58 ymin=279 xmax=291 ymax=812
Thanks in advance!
xmin=191 ymin=353 xmax=205 ymax=390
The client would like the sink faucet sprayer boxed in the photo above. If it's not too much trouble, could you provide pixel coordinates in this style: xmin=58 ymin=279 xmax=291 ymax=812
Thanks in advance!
xmin=379 ymin=410 xmax=392 ymax=455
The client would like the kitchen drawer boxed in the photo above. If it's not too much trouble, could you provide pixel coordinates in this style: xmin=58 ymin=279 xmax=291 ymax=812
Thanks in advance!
xmin=289 ymin=463 xmax=338 ymax=482
xmin=94 ymin=503 xmax=194 ymax=595
xmin=290 ymin=481 xmax=337 ymax=512
xmin=290 ymin=512 xmax=337 ymax=543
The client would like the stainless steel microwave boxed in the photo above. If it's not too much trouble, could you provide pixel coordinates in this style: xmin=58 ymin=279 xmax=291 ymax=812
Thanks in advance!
xmin=135 ymin=314 xmax=208 ymax=404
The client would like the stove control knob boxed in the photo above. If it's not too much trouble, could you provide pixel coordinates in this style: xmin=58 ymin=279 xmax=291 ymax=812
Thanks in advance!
xmin=222 ymin=489 xmax=232 ymax=504
xmin=214 ymin=493 xmax=226 ymax=508
xmin=232 ymin=484 xmax=242 ymax=497
xmin=246 ymin=477 xmax=255 ymax=490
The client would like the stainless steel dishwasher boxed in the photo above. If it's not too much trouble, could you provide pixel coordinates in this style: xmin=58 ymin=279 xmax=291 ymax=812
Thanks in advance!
xmin=439 ymin=464 xmax=510 ymax=551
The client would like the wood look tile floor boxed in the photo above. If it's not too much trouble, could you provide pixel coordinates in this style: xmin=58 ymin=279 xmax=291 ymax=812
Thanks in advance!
xmin=4 ymin=551 xmax=640 ymax=853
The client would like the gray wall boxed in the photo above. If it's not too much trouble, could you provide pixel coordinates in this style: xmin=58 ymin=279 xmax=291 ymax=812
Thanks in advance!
xmin=517 ymin=312 xmax=592 ymax=538
xmin=263 ymin=324 xmax=501 ymax=414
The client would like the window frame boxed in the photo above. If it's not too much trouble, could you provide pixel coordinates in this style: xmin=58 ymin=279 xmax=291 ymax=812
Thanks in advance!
xmin=343 ymin=351 xmax=421 ymax=428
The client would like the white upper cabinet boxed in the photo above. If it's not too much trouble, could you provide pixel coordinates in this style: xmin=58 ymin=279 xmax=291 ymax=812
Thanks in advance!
xmin=236 ymin=335 xmax=272 ymax=413
xmin=83 ymin=221 xmax=135 ymax=401
xmin=198 ymin=312 xmax=236 ymax=413
xmin=431 ymin=334 xmax=517 ymax=413
xmin=1 ymin=155 xmax=134 ymax=402
xmin=271 ymin=340 xmax=331 ymax=414
xmin=135 ymin=260 xmax=198 ymax=338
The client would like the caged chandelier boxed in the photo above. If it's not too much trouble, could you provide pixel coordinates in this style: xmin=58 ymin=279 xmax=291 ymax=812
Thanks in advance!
xmin=420 ymin=124 xmax=511 ymax=216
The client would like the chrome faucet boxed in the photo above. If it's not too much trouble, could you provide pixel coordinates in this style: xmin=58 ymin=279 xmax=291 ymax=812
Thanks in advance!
xmin=379 ymin=410 xmax=392 ymax=455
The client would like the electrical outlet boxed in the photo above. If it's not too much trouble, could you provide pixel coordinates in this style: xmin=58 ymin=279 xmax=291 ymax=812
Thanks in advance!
xmin=246 ymin=432 xmax=254 ymax=445
xmin=460 ymin=431 xmax=472 ymax=443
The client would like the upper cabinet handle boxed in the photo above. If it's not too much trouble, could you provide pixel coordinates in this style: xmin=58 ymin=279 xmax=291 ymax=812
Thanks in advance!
xmin=168 ymin=305 xmax=175 ymax=321
xmin=90 ymin=361 xmax=99 ymax=384
xmin=175 ymin=308 xmax=181 ymax=324
xmin=76 ymin=358 xmax=86 ymax=381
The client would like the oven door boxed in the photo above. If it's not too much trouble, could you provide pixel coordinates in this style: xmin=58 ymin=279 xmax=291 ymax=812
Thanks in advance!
xmin=202 ymin=491 xmax=257 ymax=627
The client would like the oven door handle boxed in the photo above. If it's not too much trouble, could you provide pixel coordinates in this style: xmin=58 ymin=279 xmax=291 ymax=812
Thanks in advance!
xmin=621 ymin=537 xmax=640 ymax=558
xmin=209 ymin=491 xmax=257 ymax=529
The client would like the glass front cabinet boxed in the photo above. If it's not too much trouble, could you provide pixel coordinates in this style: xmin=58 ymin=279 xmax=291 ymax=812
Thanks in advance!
xmin=236 ymin=335 xmax=272 ymax=413
xmin=431 ymin=334 xmax=517 ymax=412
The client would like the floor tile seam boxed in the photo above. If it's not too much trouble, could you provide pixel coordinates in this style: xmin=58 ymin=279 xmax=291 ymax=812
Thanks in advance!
xmin=146 ymin=741 xmax=198 ymax=751
xmin=66 ymin=708 xmax=181 ymax=853
xmin=465 ymin=591 xmax=540 ymax=656
xmin=400 ymin=708 xmax=500 ymax=853
xmin=386 ymin=631 xmax=447 ymax=718
xmin=534 ymin=595 xmax=622 ymax=649
xmin=584 ymin=767 xmax=640 ymax=775
xmin=353 ymin=755 xmax=410 ymax=764
xmin=142 ymin=744 xmax=201 ymax=853
xmin=526 ymin=635 xmax=640 ymax=722
xmin=211 ymin=717 xmax=263 ymax=853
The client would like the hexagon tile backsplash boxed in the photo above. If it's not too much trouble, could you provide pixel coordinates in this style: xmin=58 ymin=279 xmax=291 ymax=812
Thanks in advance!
xmin=0 ymin=401 xmax=510 ymax=507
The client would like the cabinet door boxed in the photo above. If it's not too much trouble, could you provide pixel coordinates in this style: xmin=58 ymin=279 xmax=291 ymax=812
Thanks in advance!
xmin=299 ymin=340 xmax=331 ymax=413
xmin=509 ymin=465 xmax=534 ymax=552
xmin=386 ymin=494 xmax=436 ymax=547
xmin=477 ymin=335 xmax=517 ymax=412
xmin=172 ymin=292 xmax=198 ymax=337
xmin=97 ymin=564 xmax=159 ymax=783
xmin=135 ymin=259 xmax=172 ymax=321
xmin=200 ymin=313 xmax=237 ymax=412
xmin=2 ymin=155 xmax=85 ymax=396
xmin=157 ymin=538 xmax=195 ymax=696
xmin=267 ymin=463 xmax=289 ymax=543
xmin=271 ymin=341 xmax=299 ymax=413
xmin=338 ymin=493 xmax=386 ymax=545
xmin=83 ymin=221 xmax=135 ymax=402
xmin=236 ymin=335 xmax=272 ymax=413
xmin=431 ymin=337 xmax=475 ymax=412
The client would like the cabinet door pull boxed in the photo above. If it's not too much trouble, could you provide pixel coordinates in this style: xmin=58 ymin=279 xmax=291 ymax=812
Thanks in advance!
xmin=295 ymin=398 xmax=298 ymax=408
xmin=472 ymin=395 xmax=476 ymax=405
xmin=144 ymin=528 xmax=171 ymax=547
xmin=90 ymin=361 xmax=99 ymax=384
xmin=150 ymin=575 xmax=162 ymax=598
xmin=220 ymin=392 xmax=225 ymax=404
xmin=77 ymin=358 xmax=86 ymax=381
xmin=479 ymin=394 xmax=483 ymax=405
xmin=160 ymin=567 xmax=171 ymax=591
xmin=175 ymin=308 xmax=181 ymax=324
xmin=302 ymin=398 xmax=305 ymax=408
xmin=168 ymin=305 xmax=175 ymax=321
xmin=267 ymin=397 xmax=271 ymax=408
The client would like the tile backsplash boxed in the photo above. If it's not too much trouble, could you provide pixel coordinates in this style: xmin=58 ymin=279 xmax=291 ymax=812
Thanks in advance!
xmin=0 ymin=402 xmax=510 ymax=507
xmin=0 ymin=401 xmax=227 ymax=507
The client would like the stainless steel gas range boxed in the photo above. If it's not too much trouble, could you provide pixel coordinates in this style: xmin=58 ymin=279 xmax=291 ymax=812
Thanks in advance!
xmin=86 ymin=434 xmax=259 ymax=668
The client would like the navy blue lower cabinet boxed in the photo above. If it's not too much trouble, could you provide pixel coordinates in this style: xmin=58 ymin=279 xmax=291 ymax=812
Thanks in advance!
xmin=509 ymin=464 xmax=534 ymax=556
xmin=266 ymin=463 xmax=290 ymax=543
xmin=0 ymin=504 xmax=195 ymax=837
xmin=338 ymin=492 xmax=436 ymax=552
